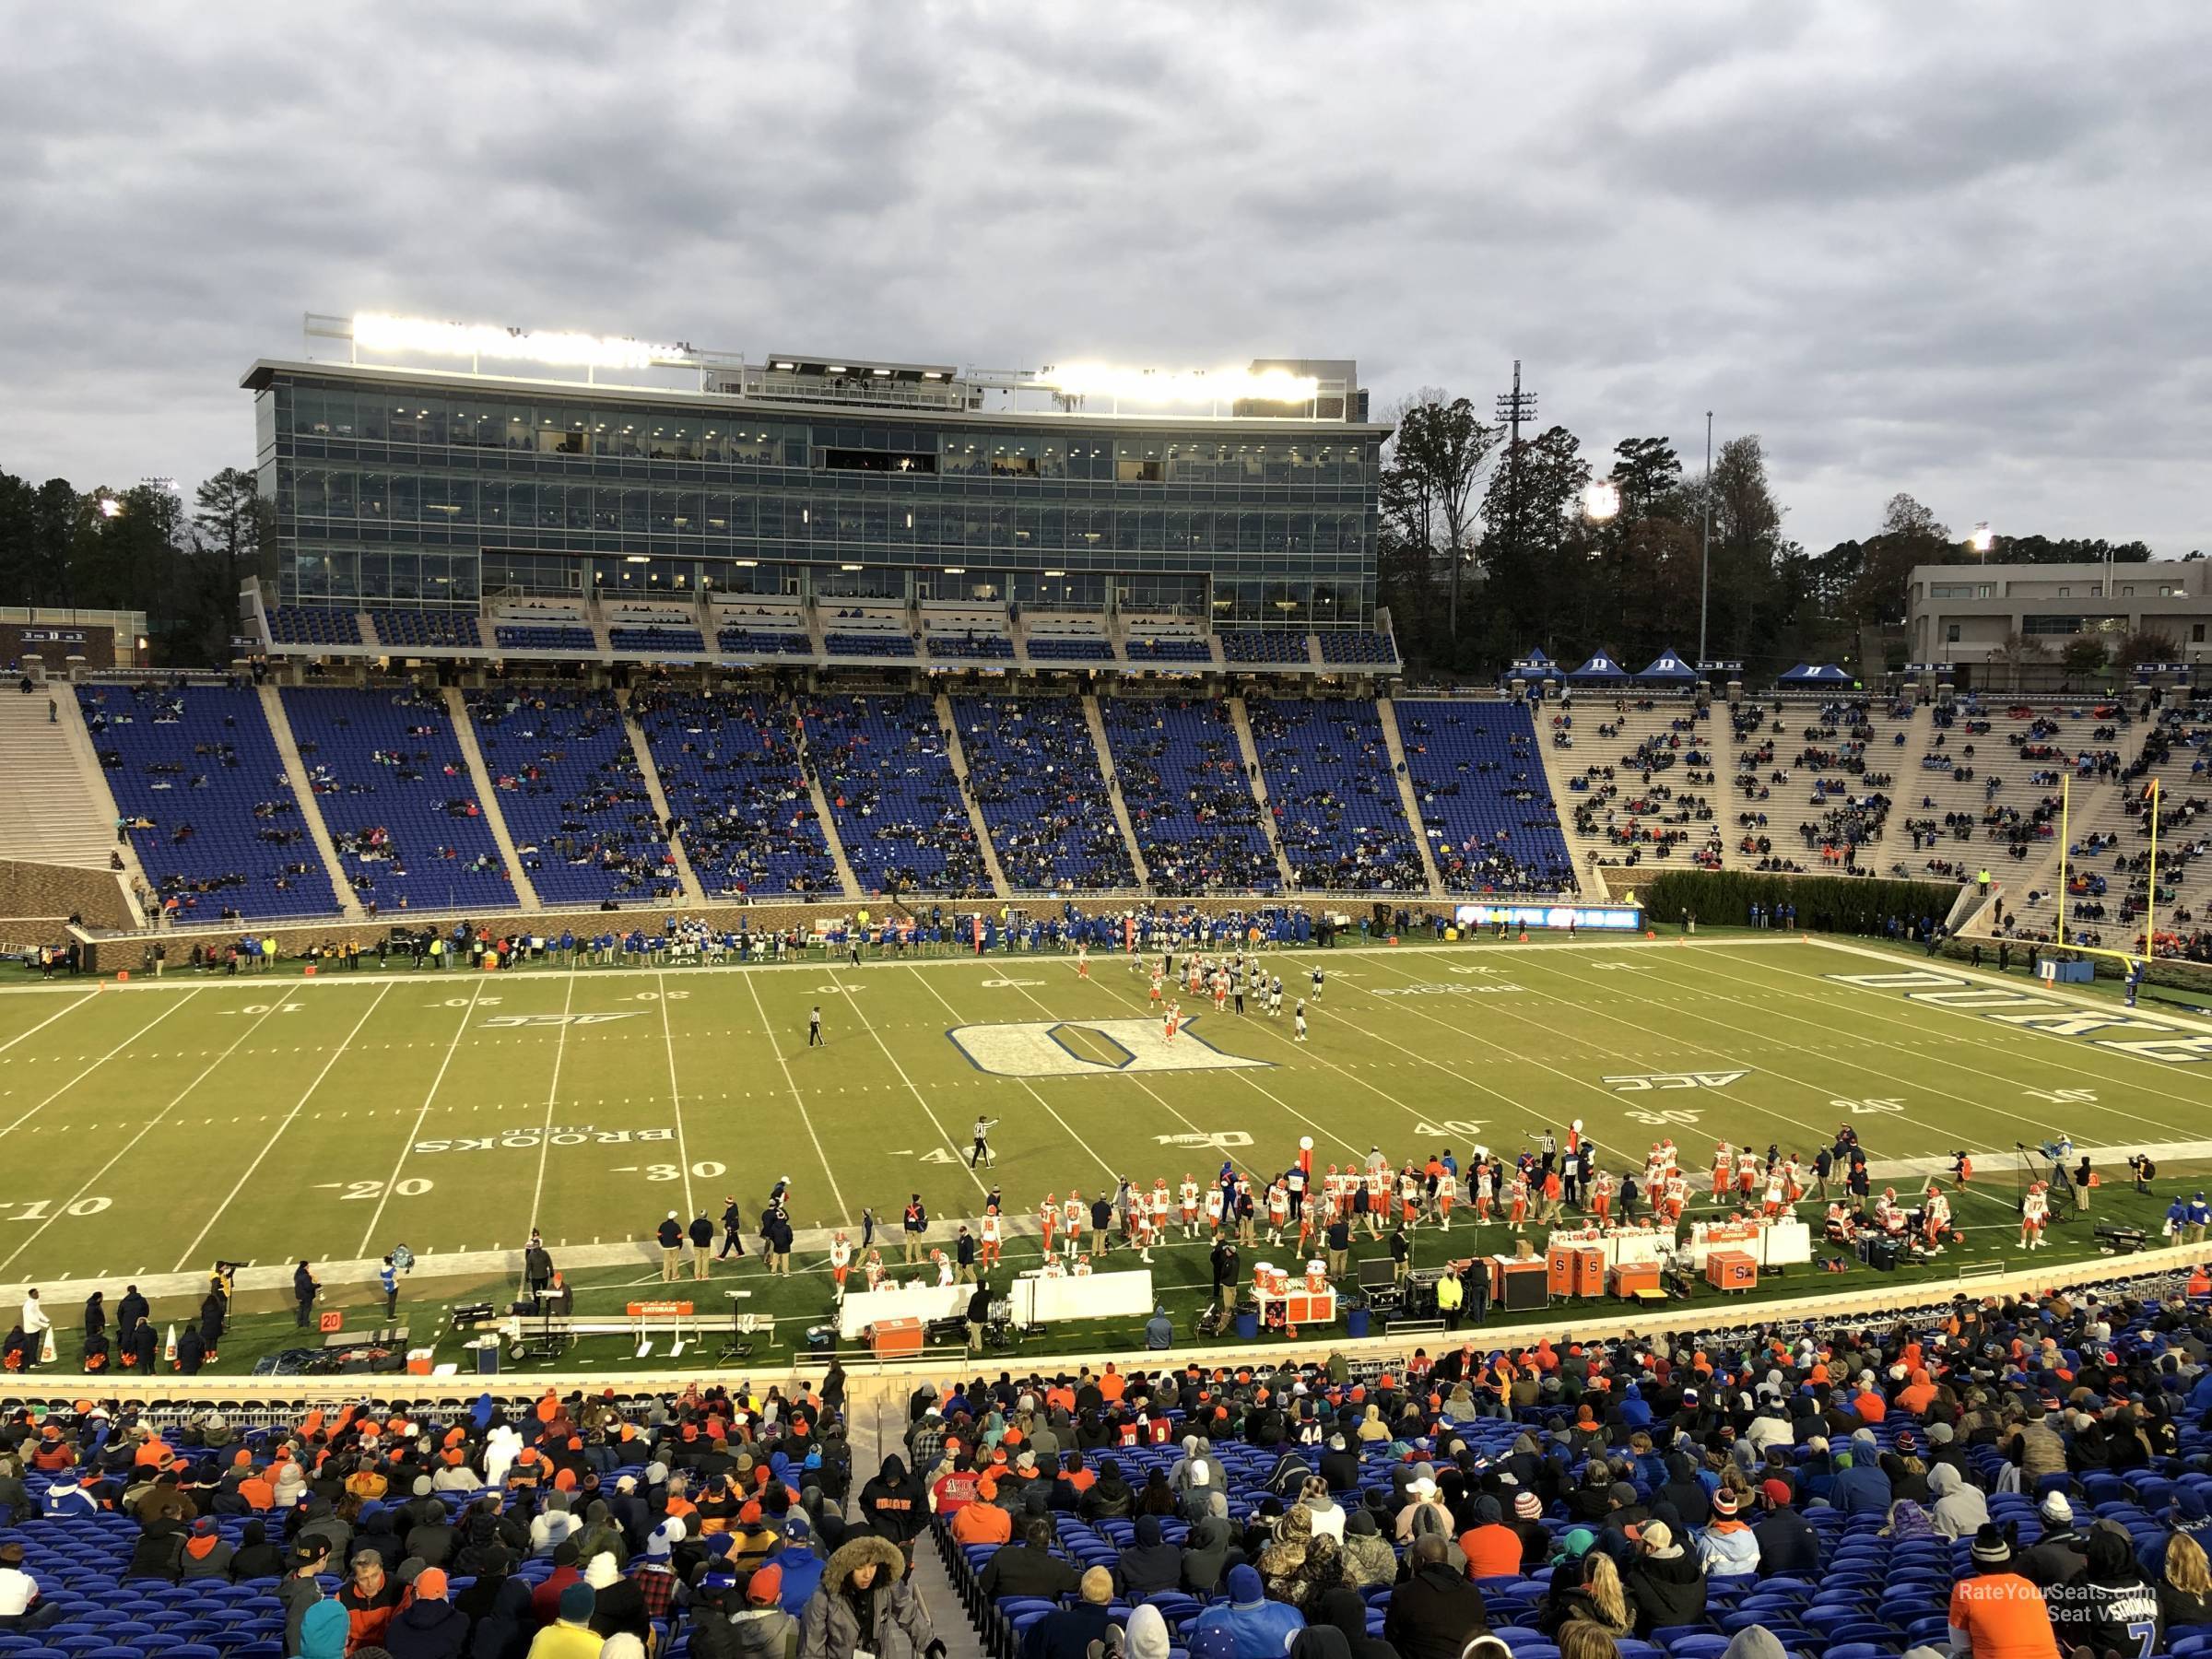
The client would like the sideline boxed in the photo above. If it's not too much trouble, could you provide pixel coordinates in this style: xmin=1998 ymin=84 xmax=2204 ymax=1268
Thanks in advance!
xmin=0 ymin=931 xmax=1820 ymax=998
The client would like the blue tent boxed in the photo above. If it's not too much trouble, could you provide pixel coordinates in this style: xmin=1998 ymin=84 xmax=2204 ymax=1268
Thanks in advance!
xmin=1778 ymin=663 xmax=1852 ymax=684
xmin=1567 ymin=651 xmax=1631 ymax=683
xmin=1638 ymin=649 xmax=1699 ymax=682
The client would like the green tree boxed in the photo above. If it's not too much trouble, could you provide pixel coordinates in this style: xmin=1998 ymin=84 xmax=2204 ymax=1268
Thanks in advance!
xmin=1477 ymin=424 xmax=1591 ymax=656
xmin=1382 ymin=394 xmax=1499 ymax=646
xmin=1852 ymin=493 xmax=1951 ymax=623
xmin=182 ymin=467 xmax=273 ymax=665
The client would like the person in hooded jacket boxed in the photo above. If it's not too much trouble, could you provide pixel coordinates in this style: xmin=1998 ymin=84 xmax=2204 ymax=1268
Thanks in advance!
xmin=1319 ymin=1585 xmax=1402 ymax=1659
xmin=1655 ymin=1454 xmax=1711 ymax=1528
xmin=1624 ymin=1521 xmax=1706 ymax=1636
xmin=2050 ymin=1522 xmax=2161 ymax=1659
xmin=1717 ymin=1625 xmax=1788 ymax=1659
xmin=724 ymin=1564 xmax=799 ymax=1659
xmin=767 ymin=1515 xmax=826 ymax=1617
xmin=1385 ymin=1532 xmax=1489 ymax=1659
xmin=1340 ymin=1509 xmax=1396 ymax=1590
xmin=1115 ymin=1513 xmax=1182 ymax=1596
xmin=1080 ymin=1457 xmax=1135 ymax=1521
xmin=176 ymin=1517 xmax=235 ymax=1582
xmin=1926 ymin=1464 xmax=1990 ymax=1542
xmin=855 ymin=1457 xmax=929 ymax=1552
xmin=798 ymin=1534 xmax=941 ymax=1659
xmin=230 ymin=1520 xmax=284 ymax=1583
xmin=299 ymin=1598 xmax=350 ymax=1659
xmin=384 ymin=1567 xmax=469 ymax=1659
xmin=471 ymin=1569 xmax=536 ymax=1659
xmin=1182 ymin=1503 xmax=1235 ymax=1594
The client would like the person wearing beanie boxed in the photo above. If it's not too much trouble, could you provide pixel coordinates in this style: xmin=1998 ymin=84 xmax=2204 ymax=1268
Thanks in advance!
xmin=1115 ymin=1514 xmax=1182 ymax=1598
xmin=527 ymin=1582 xmax=601 ymax=1659
xmin=586 ymin=1549 xmax=649 ymax=1645
xmin=711 ymin=1561 xmax=796 ymax=1659
xmin=1382 ymin=1535 xmax=1489 ymax=1659
xmin=1194 ymin=1561 xmax=1308 ymax=1659
xmin=1507 ymin=1489 xmax=1549 ymax=1570
xmin=797 ymin=1534 xmax=940 ymax=1659
xmin=1625 ymin=1520 xmax=1708 ymax=1636
xmin=1695 ymin=1488 xmax=1759 ymax=1576
xmin=2018 ymin=1493 xmax=2088 ymax=1589
xmin=178 ymin=1515 xmax=236 ymax=1583
xmin=1949 ymin=1524 xmax=2059 ymax=1659
xmin=529 ymin=1540 xmax=586 ymax=1628
xmin=299 ymin=1598 xmax=351 ymax=1659
xmin=764 ymin=1515 xmax=824 ymax=1617
xmin=384 ymin=1566 xmax=468 ymax=1659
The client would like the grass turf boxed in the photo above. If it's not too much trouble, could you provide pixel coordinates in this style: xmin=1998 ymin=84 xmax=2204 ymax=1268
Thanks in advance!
xmin=3 ymin=930 xmax=2209 ymax=1376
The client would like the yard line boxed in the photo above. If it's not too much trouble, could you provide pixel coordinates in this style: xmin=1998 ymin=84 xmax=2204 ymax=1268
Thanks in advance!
xmin=1496 ymin=945 xmax=2198 ymax=1147
xmin=171 ymin=982 xmax=394 ymax=1270
xmin=830 ymin=968 xmax=989 ymax=1194
xmin=0 ymin=990 xmax=101 ymax=1056
xmin=901 ymin=966 xmax=1118 ymax=1182
xmin=739 ymin=969 xmax=852 ymax=1224
xmin=653 ymin=971 xmax=697 ymax=1222
xmin=0 ymin=990 xmax=201 ymax=1142
xmin=1703 ymin=941 xmax=2212 ymax=1114
xmin=355 ymin=978 xmax=492 ymax=1256
xmin=1053 ymin=967 xmax=1365 ymax=1160
xmin=0 ymin=996 xmax=293 ymax=1277
xmin=523 ymin=971 xmax=579 ymax=1241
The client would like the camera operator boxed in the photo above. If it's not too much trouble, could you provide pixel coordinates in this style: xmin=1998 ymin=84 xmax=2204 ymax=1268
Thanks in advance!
xmin=2129 ymin=1153 xmax=2158 ymax=1194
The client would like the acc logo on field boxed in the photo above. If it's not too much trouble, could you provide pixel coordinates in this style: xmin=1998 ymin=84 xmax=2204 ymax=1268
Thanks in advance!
xmin=947 ymin=1018 xmax=1272 ymax=1078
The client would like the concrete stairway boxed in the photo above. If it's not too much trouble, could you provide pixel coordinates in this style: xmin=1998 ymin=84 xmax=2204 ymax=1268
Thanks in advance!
xmin=258 ymin=685 xmax=369 ymax=922
xmin=1080 ymin=693 xmax=1151 ymax=888
xmin=358 ymin=612 xmax=383 ymax=651
xmin=790 ymin=713 xmax=864 ymax=901
xmin=844 ymin=1382 xmax=987 ymax=1659
xmin=1228 ymin=694 xmax=1299 ymax=889
xmin=616 ymin=689 xmax=709 ymax=907
xmin=0 ymin=691 xmax=134 ymax=870
xmin=440 ymin=687 xmax=544 ymax=909
xmin=936 ymin=693 xmax=1013 ymax=900
xmin=1377 ymin=697 xmax=1445 ymax=894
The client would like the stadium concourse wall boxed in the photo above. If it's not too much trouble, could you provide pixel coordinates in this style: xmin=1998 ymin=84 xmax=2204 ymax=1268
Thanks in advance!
xmin=0 ymin=1236 xmax=2194 ymax=1417
xmin=0 ymin=856 xmax=137 ymax=935
xmin=57 ymin=892 xmax=1435 ymax=973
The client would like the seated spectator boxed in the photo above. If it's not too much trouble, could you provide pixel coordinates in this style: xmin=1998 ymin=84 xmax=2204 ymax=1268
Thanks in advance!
xmin=2018 ymin=1493 xmax=2087 ymax=1588
xmin=978 ymin=1516 xmax=1078 ymax=1601
xmin=1023 ymin=1566 xmax=1117 ymax=1659
xmin=1625 ymin=1521 xmax=1706 ymax=1636
xmin=1695 ymin=1487 xmax=1759 ymax=1575
xmin=386 ymin=1567 xmax=468 ymax=1659
xmin=340 ymin=1547 xmax=403 ymax=1652
xmin=232 ymin=1519 xmax=285 ymax=1582
xmin=1459 ymin=1496 xmax=1524 ymax=1580
xmin=1196 ymin=1562 xmax=1308 ymax=1659
xmin=1116 ymin=1514 xmax=1182 ymax=1596
xmin=0 ymin=1541 xmax=63 ymax=1632
xmin=2160 ymin=1532 xmax=2212 ymax=1630
xmin=2051 ymin=1523 xmax=2161 ymax=1659
xmin=1340 ymin=1509 xmax=1396 ymax=1589
xmin=526 ymin=1583 xmax=602 ymax=1659
xmin=1384 ymin=1535 xmax=1488 ymax=1659
xmin=1928 ymin=1463 xmax=1991 ymax=1540
xmin=1752 ymin=1481 xmax=1818 ymax=1575
xmin=1947 ymin=1524 xmax=2059 ymax=1659
xmin=1182 ymin=1504 xmax=1236 ymax=1595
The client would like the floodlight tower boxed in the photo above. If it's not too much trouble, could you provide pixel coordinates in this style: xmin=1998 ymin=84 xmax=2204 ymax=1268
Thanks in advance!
xmin=1495 ymin=361 xmax=1538 ymax=589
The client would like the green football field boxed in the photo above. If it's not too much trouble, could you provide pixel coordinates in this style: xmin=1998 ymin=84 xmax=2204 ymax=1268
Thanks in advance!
xmin=2 ymin=930 xmax=2209 ymax=1373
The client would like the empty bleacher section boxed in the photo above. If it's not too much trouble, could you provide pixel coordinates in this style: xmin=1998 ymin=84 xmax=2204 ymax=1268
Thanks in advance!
xmin=800 ymin=693 xmax=990 ymax=895
xmin=952 ymin=696 xmax=1136 ymax=891
xmin=1559 ymin=697 xmax=1724 ymax=874
xmin=77 ymin=682 xmax=339 ymax=921
xmin=1317 ymin=627 xmax=1397 ymax=665
xmin=607 ymin=623 xmax=708 ymax=653
xmin=1123 ymin=615 xmax=1213 ymax=665
xmin=1221 ymin=629 xmax=1308 ymax=665
xmin=1023 ymin=615 xmax=1115 ymax=663
xmin=461 ymin=688 xmax=680 ymax=905
xmin=493 ymin=621 xmax=597 ymax=652
xmin=824 ymin=605 xmax=920 ymax=661
xmin=924 ymin=606 xmax=1016 ymax=662
xmin=369 ymin=608 xmax=481 ymax=651
xmin=1394 ymin=700 xmax=1575 ymax=893
xmin=280 ymin=687 xmax=515 ymax=913
xmin=264 ymin=606 xmax=361 ymax=647
xmin=630 ymin=688 xmax=840 ymax=898
xmin=714 ymin=598 xmax=815 ymax=657
xmin=1246 ymin=697 xmax=1425 ymax=889
xmin=1101 ymin=697 xmax=1279 ymax=893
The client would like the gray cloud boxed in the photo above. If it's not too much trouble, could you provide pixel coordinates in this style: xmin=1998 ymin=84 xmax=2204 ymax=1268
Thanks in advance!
xmin=0 ymin=0 xmax=2206 ymax=557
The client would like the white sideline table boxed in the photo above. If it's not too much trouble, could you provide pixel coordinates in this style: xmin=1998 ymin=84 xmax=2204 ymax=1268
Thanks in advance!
xmin=838 ymin=1282 xmax=965 ymax=1339
xmin=1010 ymin=1268 xmax=1154 ymax=1326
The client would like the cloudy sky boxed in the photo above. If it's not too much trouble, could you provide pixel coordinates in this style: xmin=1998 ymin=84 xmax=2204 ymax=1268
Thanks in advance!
xmin=2 ymin=1 xmax=2205 ymax=555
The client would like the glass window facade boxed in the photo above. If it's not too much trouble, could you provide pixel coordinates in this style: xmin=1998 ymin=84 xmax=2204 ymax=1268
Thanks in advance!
xmin=255 ymin=370 xmax=1383 ymax=621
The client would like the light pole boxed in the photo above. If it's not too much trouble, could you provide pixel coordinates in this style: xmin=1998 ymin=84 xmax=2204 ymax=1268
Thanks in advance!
xmin=1698 ymin=412 xmax=1712 ymax=666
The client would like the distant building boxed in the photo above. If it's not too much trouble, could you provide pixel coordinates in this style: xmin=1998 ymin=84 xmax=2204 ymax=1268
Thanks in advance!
xmin=242 ymin=313 xmax=1387 ymax=629
xmin=0 ymin=606 xmax=149 ymax=671
xmin=1907 ymin=559 xmax=2212 ymax=674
